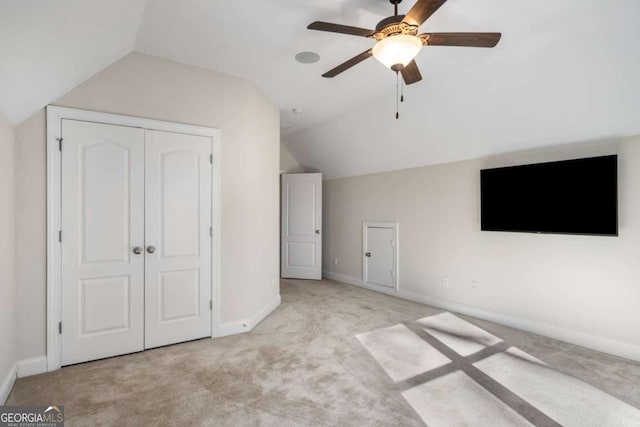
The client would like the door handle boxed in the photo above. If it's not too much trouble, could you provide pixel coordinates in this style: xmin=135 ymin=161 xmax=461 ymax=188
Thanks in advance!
xmin=146 ymin=246 xmax=156 ymax=254
xmin=365 ymin=252 xmax=371 ymax=257
xmin=133 ymin=246 xmax=143 ymax=255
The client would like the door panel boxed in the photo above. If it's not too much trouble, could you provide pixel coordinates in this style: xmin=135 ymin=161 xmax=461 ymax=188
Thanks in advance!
xmin=365 ymin=227 xmax=395 ymax=288
xmin=144 ymin=130 xmax=212 ymax=349
xmin=287 ymin=181 xmax=316 ymax=235
xmin=281 ymin=173 xmax=322 ymax=280
xmin=61 ymin=119 xmax=145 ymax=365
xmin=81 ymin=276 xmax=130 ymax=334
xmin=160 ymin=270 xmax=200 ymax=322
xmin=81 ymin=142 xmax=131 ymax=263
xmin=287 ymin=242 xmax=316 ymax=267
xmin=161 ymin=150 xmax=200 ymax=258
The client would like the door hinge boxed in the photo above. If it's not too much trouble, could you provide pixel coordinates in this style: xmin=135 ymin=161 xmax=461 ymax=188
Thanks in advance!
xmin=210 ymin=154 xmax=213 ymax=164
xmin=58 ymin=322 xmax=62 ymax=334
xmin=57 ymin=137 xmax=63 ymax=151
xmin=210 ymin=227 xmax=212 ymax=237
xmin=209 ymin=300 xmax=212 ymax=310
xmin=59 ymin=230 xmax=62 ymax=243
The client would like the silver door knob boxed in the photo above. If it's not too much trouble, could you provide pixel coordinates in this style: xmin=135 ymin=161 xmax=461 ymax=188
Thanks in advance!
xmin=133 ymin=246 xmax=143 ymax=255
xmin=147 ymin=246 xmax=156 ymax=254
xmin=315 ymin=229 xmax=321 ymax=235
xmin=365 ymin=252 xmax=371 ymax=257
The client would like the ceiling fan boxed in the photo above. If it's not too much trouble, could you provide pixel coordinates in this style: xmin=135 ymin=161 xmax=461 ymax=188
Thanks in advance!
xmin=307 ymin=0 xmax=502 ymax=85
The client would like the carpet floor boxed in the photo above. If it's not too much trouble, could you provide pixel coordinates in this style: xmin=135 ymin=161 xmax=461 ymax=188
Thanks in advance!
xmin=7 ymin=278 xmax=640 ymax=426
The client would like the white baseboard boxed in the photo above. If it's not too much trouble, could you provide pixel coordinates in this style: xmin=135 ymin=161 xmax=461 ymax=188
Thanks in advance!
xmin=16 ymin=356 xmax=48 ymax=378
xmin=0 ymin=364 xmax=17 ymax=404
xmin=212 ymin=294 xmax=281 ymax=338
xmin=323 ymin=270 xmax=640 ymax=363
xmin=11 ymin=297 xmax=281 ymax=376
xmin=323 ymin=271 xmax=399 ymax=297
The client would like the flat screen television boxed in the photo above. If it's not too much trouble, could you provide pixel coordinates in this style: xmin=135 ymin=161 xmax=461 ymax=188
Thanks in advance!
xmin=480 ymin=155 xmax=618 ymax=236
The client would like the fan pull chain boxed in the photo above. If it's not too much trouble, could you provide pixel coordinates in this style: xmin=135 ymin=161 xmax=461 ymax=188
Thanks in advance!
xmin=401 ymin=78 xmax=404 ymax=103
xmin=396 ymin=71 xmax=400 ymax=119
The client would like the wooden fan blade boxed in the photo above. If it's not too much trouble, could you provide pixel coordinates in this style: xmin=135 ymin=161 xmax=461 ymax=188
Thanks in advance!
xmin=424 ymin=32 xmax=502 ymax=47
xmin=401 ymin=60 xmax=422 ymax=85
xmin=404 ymin=0 xmax=448 ymax=27
xmin=308 ymin=21 xmax=375 ymax=37
xmin=322 ymin=49 xmax=373 ymax=78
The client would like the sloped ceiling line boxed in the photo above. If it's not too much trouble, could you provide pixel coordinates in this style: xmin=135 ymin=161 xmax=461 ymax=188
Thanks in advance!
xmin=2 ymin=0 xmax=639 ymax=181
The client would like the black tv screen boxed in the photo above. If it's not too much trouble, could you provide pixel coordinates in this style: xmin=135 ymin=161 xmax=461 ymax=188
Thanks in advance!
xmin=480 ymin=155 xmax=618 ymax=236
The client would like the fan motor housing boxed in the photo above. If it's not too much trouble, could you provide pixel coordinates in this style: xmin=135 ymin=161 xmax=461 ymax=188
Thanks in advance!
xmin=375 ymin=15 xmax=405 ymax=32
xmin=374 ymin=15 xmax=419 ymax=41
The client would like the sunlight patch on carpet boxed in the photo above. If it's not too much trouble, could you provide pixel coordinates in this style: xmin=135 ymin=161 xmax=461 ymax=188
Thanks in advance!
xmin=402 ymin=370 xmax=532 ymax=427
xmin=475 ymin=347 xmax=640 ymax=427
xmin=417 ymin=312 xmax=503 ymax=356
xmin=356 ymin=324 xmax=450 ymax=382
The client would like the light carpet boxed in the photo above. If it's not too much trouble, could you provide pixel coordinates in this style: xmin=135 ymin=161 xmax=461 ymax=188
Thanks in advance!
xmin=6 ymin=279 xmax=640 ymax=426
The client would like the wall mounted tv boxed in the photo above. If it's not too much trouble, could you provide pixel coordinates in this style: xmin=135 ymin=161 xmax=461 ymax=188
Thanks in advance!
xmin=480 ymin=155 xmax=618 ymax=236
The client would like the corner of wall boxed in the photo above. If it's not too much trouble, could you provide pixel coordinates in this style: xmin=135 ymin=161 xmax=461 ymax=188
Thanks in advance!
xmin=280 ymin=143 xmax=304 ymax=173
xmin=212 ymin=294 xmax=281 ymax=338
xmin=0 ymin=364 xmax=17 ymax=405
xmin=0 ymin=110 xmax=16 ymax=403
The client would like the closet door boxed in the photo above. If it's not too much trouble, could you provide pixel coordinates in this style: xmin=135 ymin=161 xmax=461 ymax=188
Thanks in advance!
xmin=61 ymin=120 xmax=145 ymax=365
xmin=144 ymin=130 xmax=212 ymax=349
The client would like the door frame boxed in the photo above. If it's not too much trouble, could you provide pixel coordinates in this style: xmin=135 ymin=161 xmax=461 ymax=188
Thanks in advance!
xmin=362 ymin=222 xmax=399 ymax=292
xmin=46 ymin=106 xmax=221 ymax=371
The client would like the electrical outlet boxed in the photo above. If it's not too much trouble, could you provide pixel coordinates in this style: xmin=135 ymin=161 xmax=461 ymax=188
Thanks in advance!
xmin=442 ymin=277 xmax=450 ymax=288
xmin=333 ymin=257 xmax=338 ymax=265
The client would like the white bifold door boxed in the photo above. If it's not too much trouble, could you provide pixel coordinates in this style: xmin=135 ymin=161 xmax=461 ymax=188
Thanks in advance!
xmin=61 ymin=120 xmax=212 ymax=366
xmin=281 ymin=173 xmax=322 ymax=280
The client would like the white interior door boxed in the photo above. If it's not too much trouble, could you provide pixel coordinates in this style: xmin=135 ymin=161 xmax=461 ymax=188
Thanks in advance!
xmin=61 ymin=120 xmax=145 ymax=365
xmin=364 ymin=223 xmax=398 ymax=289
xmin=281 ymin=173 xmax=322 ymax=280
xmin=144 ymin=130 xmax=212 ymax=349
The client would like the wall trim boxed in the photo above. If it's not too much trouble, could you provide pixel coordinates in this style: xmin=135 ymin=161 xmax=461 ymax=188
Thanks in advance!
xmin=324 ymin=270 xmax=399 ymax=297
xmin=16 ymin=356 xmax=48 ymax=378
xmin=323 ymin=270 xmax=640 ymax=362
xmin=0 ymin=364 xmax=17 ymax=404
xmin=212 ymin=294 xmax=281 ymax=338
xmin=46 ymin=106 xmax=222 ymax=372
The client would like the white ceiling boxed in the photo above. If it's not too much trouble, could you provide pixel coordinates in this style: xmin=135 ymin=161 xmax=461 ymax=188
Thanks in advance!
xmin=2 ymin=0 xmax=639 ymax=179
xmin=0 ymin=0 xmax=147 ymax=124
xmin=283 ymin=0 xmax=640 ymax=178
xmin=134 ymin=0 xmax=406 ymax=135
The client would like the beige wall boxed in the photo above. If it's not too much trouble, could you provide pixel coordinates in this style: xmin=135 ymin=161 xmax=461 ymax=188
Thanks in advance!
xmin=323 ymin=137 xmax=640 ymax=361
xmin=280 ymin=143 xmax=303 ymax=173
xmin=14 ymin=53 xmax=280 ymax=360
xmin=0 ymin=110 xmax=16 ymax=396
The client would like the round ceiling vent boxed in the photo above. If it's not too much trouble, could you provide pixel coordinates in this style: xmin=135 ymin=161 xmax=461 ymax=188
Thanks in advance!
xmin=295 ymin=51 xmax=320 ymax=64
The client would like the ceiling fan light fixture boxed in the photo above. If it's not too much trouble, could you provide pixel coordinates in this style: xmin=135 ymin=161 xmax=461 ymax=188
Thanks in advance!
xmin=372 ymin=34 xmax=422 ymax=70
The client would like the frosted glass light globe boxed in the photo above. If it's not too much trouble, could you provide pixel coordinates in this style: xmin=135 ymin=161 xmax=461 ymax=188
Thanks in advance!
xmin=372 ymin=34 xmax=423 ymax=70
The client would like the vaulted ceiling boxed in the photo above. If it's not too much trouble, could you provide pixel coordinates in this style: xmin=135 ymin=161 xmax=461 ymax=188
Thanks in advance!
xmin=0 ymin=0 xmax=147 ymax=124
xmin=2 ymin=0 xmax=639 ymax=178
